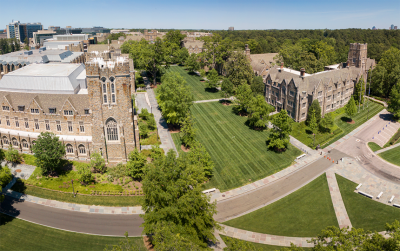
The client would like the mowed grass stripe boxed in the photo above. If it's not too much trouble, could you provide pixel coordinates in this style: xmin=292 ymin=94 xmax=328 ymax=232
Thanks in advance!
xmin=191 ymin=102 xmax=301 ymax=191
xmin=167 ymin=66 xmax=221 ymax=101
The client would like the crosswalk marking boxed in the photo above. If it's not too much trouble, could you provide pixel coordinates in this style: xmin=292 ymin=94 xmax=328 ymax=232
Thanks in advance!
xmin=355 ymin=153 xmax=374 ymax=162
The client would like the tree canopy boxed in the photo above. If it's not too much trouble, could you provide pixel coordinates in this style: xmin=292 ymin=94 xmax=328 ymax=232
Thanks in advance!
xmin=221 ymin=78 xmax=235 ymax=100
xmin=250 ymin=76 xmax=265 ymax=96
xmin=32 ymin=132 xmax=66 ymax=175
xmin=247 ymin=95 xmax=273 ymax=129
xmin=345 ymin=96 xmax=357 ymax=122
xmin=388 ymin=81 xmax=400 ymax=120
xmin=224 ymin=51 xmax=254 ymax=87
xmin=268 ymin=109 xmax=293 ymax=151
xmin=306 ymin=99 xmax=322 ymax=125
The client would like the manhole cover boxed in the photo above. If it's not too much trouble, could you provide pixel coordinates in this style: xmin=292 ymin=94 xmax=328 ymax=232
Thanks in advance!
xmin=16 ymin=169 xmax=22 ymax=173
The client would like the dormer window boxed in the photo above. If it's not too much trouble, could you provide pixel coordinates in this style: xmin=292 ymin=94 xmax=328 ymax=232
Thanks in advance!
xmin=49 ymin=108 xmax=56 ymax=114
xmin=2 ymin=106 xmax=9 ymax=111
xmin=18 ymin=106 xmax=25 ymax=111
xmin=30 ymin=108 xmax=39 ymax=114
xmin=84 ymin=109 xmax=90 ymax=115
xmin=64 ymin=110 xmax=73 ymax=116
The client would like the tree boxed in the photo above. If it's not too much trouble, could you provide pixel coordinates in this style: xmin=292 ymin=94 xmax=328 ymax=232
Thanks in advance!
xmin=177 ymin=48 xmax=189 ymax=65
xmin=187 ymin=141 xmax=214 ymax=179
xmin=24 ymin=37 xmax=28 ymax=45
xmin=150 ymin=145 xmax=164 ymax=160
xmin=235 ymin=84 xmax=253 ymax=114
xmin=32 ymin=132 xmax=66 ymax=175
xmin=267 ymin=109 xmax=292 ymax=152
xmin=199 ymin=69 xmax=206 ymax=80
xmin=76 ymin=164 xmax=93 ymax=184
xmin=206 ymin=68 xmax=219 ymax=90
xmin=225 ymin=51 xmax=254 ymax=87
xmin=141 ymin=150 xmax=219 ymax=248
xmin=353 ymin=76 xmax=366 ymax=105
xmin=308 ymin=110 xmax=318 ymax=147
xmin=125 ymin=149 xmax=147 ymax=180
xmin=5 ymin=145 xmax=22 ymax=163
xmin=0 ymin=166 xmax=12 ymax=202
xmin=250 ymin=76 xmax=264 ymax=96
xmin=185 ymin=53 xmax=200 ymax=73
xmin=157 ymin=72 xmax=194 ymax=125
xmin=221 ymin=78 xmax=235 ymax=100
xmin=247 ymin=95 xmax=273 ymax=129
xmin=90 ymin=152 xmax=106 ymax=173
xmin=306 ymin=99 xmax=322 ymax=125
xmin=180 ymin=112 xmax=196 ymax=148
xmin=320 ymin=112 xmax=334 ymax=133
xmin=139 ymin=124 xmax=149 ymax=138
xmin=164 ymin=30 xmax=186 ymax=47
xmin=388 ymin=81 xmax=400 ymax=120
xmin=104 ymin=231 xmax=141 ymax=251
xmin=345 ymin=96 xmax=357 ymax=122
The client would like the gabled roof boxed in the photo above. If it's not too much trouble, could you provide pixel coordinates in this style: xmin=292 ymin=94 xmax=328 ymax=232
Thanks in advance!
xmin=249 ymin=53 xmax=278 ymax=74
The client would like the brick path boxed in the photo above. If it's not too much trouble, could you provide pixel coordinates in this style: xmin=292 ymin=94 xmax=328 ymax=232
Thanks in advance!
xmin=326 ymin=170 xmax=352 ymax=229
xmin=219 ymin=225 xmax=314 ymax=248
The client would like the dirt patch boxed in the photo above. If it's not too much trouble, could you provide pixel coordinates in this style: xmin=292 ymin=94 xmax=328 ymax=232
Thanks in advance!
xmin=200 ymin=80 xmax=205 ymax=82
xmin=15 ymin=169 xmax=21 ymax=173
xmin=168 ymin=124 xmax=180 ymax=133
xmin=222 ymin=102 xmax=231 ymax=106
xmin=181 ymin=144 xmax=190 ymax=152
xmin=253 ymin=127 xmax=265 ymax=131
xmin=347 ymin=120 xmax=355 ymax=124
xmin=143 ymin=236 xmax=154 ymax=250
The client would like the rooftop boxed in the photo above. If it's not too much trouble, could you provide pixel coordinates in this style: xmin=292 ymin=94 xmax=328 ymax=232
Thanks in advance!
xmin=0 ymin=49 xmax=83 ymax=64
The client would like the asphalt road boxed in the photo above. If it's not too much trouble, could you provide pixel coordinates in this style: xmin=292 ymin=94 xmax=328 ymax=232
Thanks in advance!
xmin=0 ymin=196 xmax=144 ymax=236
xmin=214 ymin=149 xmax=349 ymax=222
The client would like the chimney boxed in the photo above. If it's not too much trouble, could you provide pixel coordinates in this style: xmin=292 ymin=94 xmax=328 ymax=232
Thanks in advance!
xmin=300 ymin=68 xmax=305 ymax=77
xmin=245 ymin=44 xmax=250 ymax=60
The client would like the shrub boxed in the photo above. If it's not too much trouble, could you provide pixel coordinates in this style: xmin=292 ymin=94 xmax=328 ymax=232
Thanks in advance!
xmin=76 ymin=164 xmax=93 ymax=185
xmin=125 ymin=149 xmax=147 ymax=180
xmin=139 ymin=124 xmax=149 ymax=138
xmin=90 ymin=152 xmax=106 ymax=173
xmin=147 ymin=116 xmax=157 ymax=131
xmin=150 ymin=145 xmax=164 ymax=160
xmin=107 ymin=163 xmax=126 ymax=182
xmin=139 ymin=108 xmax=150 ymax=120
xmin=5 ymin=146 xmax=22 ymax=163
xmin=22 ymin=154 xmax=36 ymax=166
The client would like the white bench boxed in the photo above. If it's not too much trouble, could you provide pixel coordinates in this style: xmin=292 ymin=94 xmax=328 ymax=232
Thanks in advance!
xmin=202 ymin=188 xmax=216 ymax=194
xmin=394 ymin=203 xmax=400 ymax=208
xmin=296 ymin=154 xmax=306 ymax=160
xmin=358 ymin=191 xmax=373 ymax=198
xmin=389 ymin=196 xmax=395 ymax=203
xmin=377 ymin=192 xmax=383 ymax=199
xmin=356 ymin=183 xmax=362 ymax=190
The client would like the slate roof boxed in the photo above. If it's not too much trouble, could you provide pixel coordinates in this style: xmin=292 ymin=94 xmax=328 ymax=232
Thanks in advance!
xmin=183 ymin=40 xmax=204 ymax=49
xmin=249 ymin=53 xmax=278 ymax=74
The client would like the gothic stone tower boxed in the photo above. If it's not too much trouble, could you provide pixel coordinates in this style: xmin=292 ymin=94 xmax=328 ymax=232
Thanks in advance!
xmin=347 ymin=43 xmax=367 ymax=72
xmin=86 ymin=57 xmax=136 ymax=163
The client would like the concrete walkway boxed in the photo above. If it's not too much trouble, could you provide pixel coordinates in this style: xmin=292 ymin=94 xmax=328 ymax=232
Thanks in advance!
xmin=135 ymin=92 xmax=151 ymax=113
xmin=193 ymin=98 xmax=233 ymax=104
xmin=367 ymin=96 xmax=388 ymax=107
xmin=143 ymin=76 xmax=178 ymax=155
xmin=375 ymin=142 xmax=400 ymax=154
xmin=326 ymin=170 xmax=352 ymax=229
xmin=219 ymin=225 xmax=314 ymax=248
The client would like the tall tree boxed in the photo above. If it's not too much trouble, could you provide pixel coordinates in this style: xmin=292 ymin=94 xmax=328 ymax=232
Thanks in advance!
xmin=308 ymin=110 xmax=318 ymax=147
xmin=306 ymin=100 xmax=322 ymax=125
xmin=180 ymin=112 xmax=196 ymax=148
xmin=388 ymin=81 xmax=400 ymax=120
xmin=185 ymin=53 xmax=200 ymax=73
xmin=345 ymin=96 xmax=357 ymax=122
xmin=206 ymin=68 xmax=219 ymax=90
xmin=0 ymin=166 xmax=12 ymax=203
xmin=353 ymin=76 xmax=366 ymax=105
xmin=157 ymin=72 xmax=193 ymax=125
xmin=267 ymin=109 xmax=292 ymax=152
xmin=221 ymin=78 xmax=235 ymax=100
xmin=225 ymin=51 xmax=254 ymax=87
xmin=32 ymin=132 xmax=66 ymax=175
xmin=247 ymin=95 xmax=273 ymax=129
xmin=250 ymin=76 xmax=265 ymax=96
xmin=125 ymin=149 xmax=147 ymax=180
xmin=141 ymin=150 xmax=219 ymax=249
xmin=164 ymin=30 xmax=186 ymax=47
xmin=235 ymin=83 xmax=253 ymax=114
xmin=187 ymin=141 xmax=214 ymax=179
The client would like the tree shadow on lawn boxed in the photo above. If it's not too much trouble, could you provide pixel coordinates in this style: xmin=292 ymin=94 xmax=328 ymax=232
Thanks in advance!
xmin=244 ymin=119 xmax=267 ymax=132
xmin=264 ymin=140 xmax=287 ymax=153
xmin=341 ymin=116 xmax=352 ymax=123
xmin=0 ymin=187 xmax=24 ymax=227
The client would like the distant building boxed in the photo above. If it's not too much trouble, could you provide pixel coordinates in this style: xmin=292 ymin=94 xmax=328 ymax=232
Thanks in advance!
xmin=391 ymin=24 xmax=395 ymax=30
xmin=43 ymin=34 xmax=89 ymax=51
xmin=395 ymin=26 xmax=398 ymax=30
xmin=6 ymin=21 xmax=43 ymax=42
xmin=48 ymin=26 xmax=60 ymax=31
xmin=182 ymin=40 xmax=204 ymax=55
xmin=143 ymin=30 xmax=166 ymax=42
xmin=372 ymin=26 xmax=376 ymax=30
xmin=82 ymin=27 xmax=111 ymax=35
xmin=229 ymin=27 xmax=234 ymax=31
xmin=110 ymin=29 xmax=131 ymax=34
xmin=245 ymin=44 xmax=278 ymax=78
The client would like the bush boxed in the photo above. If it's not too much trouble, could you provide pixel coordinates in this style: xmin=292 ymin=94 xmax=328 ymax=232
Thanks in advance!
xmin=139 ymin=108 xmax=151 ymax=120
xmin=125 ymin=149 xmax=147 ymax=180
xmin=22 ymin=154 xmax=36 ymax=166
xmin=147 ymin=116 xmax=157 ymax=131
xmin=0 ymin=166 xmax=13 ymax=202
xmin=139 ymin=124 xmax=149 ymax=138
xmin=107 ymin=163 xmax=126 ymax=182
xmin=5 ymin=146 xmax=22 ymax=163
xmin=76 ymin=164 xmax=93 ymax=185
xmin=90 ymin=152 xmax=106 ymax=173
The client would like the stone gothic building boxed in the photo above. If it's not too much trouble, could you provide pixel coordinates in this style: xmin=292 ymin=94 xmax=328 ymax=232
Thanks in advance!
xmin=265 ymin=43 xmax=375 ymax=122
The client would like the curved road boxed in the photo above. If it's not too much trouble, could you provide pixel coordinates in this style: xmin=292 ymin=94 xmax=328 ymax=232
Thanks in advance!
xmin=1 ymin=110 xmax=399 ymax=235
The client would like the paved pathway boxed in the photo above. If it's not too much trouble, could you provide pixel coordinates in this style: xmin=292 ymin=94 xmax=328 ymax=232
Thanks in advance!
xmin=219 ymin=225 xmax=314 ymax=248
xmin=143 ymin=76 xmax=178 ymax=155
xmin=1 ymin=161 xmax=36 ymax=180
xmin=375 ymin=143 xmax=400 ymax=154
xmin=326 ymin=170 xmax=352 ymax=229
xmin=135 ymin=92 xmax=151 ymax=113
xmin=367 ymin=96 xmax=388 ymax=107
xmin=193 ymin=98 xmax=232 ymax=104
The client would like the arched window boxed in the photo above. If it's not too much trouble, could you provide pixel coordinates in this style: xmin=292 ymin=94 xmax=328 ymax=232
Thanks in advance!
xmin=2 ymin=136 xmax=9 ymax=145
xmin=21 ymin=139 xmax=29 ymax=148
xmin=78 ymin=144 xmax=86 ymax=154
xmin=66 ymin=144 xmax=74 ymax=154
xmin=106 ymin=118 xmax=119 ymax=141
xmin=12 ymin=138 xmax=18 ymax=146
xmin=111 ymin=83 xmax=116 ymax=103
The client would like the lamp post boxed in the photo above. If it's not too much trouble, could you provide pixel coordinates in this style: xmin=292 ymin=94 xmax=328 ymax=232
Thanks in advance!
xmin=71 ymin=179 xmax=76 ymax=198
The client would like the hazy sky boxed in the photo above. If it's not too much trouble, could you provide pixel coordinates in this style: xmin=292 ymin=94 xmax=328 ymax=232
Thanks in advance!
xmin=1 ymin=0 xmax=399 ymax=30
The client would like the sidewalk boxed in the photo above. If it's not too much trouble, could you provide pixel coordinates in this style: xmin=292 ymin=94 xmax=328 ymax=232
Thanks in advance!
xmin=193 ymin=98 xmax=233 ymax=104
xmin=375 ymin=142 xmax=400 ymax=154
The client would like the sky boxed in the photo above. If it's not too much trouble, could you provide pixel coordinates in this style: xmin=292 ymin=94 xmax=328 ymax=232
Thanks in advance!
xmin=1 ymin=0 xmax=399 ymax=30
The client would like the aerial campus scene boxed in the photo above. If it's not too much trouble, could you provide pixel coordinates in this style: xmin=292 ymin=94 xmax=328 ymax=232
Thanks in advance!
xmin=0 ymin=0 xmax=400 ymax=250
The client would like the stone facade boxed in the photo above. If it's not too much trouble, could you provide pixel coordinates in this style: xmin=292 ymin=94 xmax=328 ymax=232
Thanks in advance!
xmin=265 ymin=43 xmax=374 ymax=122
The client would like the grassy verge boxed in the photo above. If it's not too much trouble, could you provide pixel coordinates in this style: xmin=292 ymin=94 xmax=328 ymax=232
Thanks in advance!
xmin=220 ymin=235 xmax=312 ymax=251
xmin=11 ymin=181 xmax=143 ymax=206
xmin=384 ymin=127 xmax=400 ymax=148
xmin=336 ymin=174 xmax=400 ymax=231
xmin=378 ymin=146 xmax=400 ymax=167
xmin=167 ymin=66 xmax=222 ymax=101
xmin=171 ymin=132 xmax=185 ymax=156
xmin=291 ymin=102 xmax=384 ymax=149
xmin=368 ymin=142 xmax=382 ymax=152
xmin=192 ymin=102 xmax=302 ymax=191
xmin=0 ymin=214 xmax=146 ymax=251
xmin=223 ymin=174 xmax=338 ymax=237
